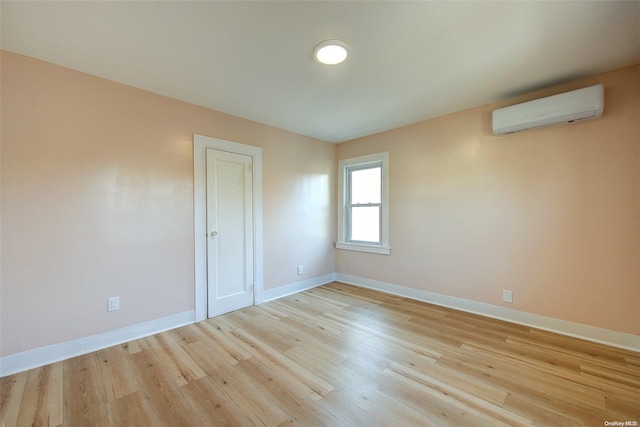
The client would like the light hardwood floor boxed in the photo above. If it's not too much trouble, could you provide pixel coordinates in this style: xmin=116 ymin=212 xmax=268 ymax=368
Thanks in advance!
xmin=2 ymin=282 xmax=639 ymax=426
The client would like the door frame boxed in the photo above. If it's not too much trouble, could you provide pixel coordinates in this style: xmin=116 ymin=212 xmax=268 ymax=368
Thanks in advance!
xmin=193 ymin=134 xmax=264 ymax=322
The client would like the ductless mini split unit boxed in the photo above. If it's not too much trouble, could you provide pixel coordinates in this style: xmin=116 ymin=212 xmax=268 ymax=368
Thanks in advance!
xmin=492 ymin=84 xmax=604 ymax=136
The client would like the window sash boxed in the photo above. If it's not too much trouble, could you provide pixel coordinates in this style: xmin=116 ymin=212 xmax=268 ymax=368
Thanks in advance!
xmin=348 ymin=165 xmax=382 ymax=204
xmin=347 ymin=204 xmax=382 ymax=244
xmin=346 ymin=163 xmax=383 ymax=244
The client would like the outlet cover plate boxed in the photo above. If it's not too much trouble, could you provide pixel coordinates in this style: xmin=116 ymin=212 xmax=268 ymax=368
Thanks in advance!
xmin=108 ymin=297 xmax=120 ymax=312
xmin=502 ymin=290 xmax=513 ymax=303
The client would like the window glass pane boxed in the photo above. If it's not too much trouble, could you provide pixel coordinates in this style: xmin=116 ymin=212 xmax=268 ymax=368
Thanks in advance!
xmin=350 ymin=206 xmax=380 ymax=243
xmin=350 ymin=167 xmax=381 ymax=204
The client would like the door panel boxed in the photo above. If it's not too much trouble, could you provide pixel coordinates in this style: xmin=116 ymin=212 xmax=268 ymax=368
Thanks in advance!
xmin=206 ymin=149 xmax=254 ymax=317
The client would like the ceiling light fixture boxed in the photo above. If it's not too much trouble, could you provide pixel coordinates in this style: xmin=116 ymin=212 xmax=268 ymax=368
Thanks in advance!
xmin=314 ymin=40 xmax=349 ymax=65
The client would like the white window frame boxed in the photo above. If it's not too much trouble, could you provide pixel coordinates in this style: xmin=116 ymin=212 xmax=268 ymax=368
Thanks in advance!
xmin=336 ymin=152 xmax=390 ymax=255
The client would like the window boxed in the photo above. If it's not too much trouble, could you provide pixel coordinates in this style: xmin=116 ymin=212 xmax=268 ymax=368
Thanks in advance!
xmin=337 ymin=152 xmax=390 ymax=255
xmin=348 ymin=165 xmax=381 ymax=243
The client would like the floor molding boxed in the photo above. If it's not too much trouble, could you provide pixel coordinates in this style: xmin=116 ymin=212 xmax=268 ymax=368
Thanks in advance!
xmin=0 ymin=310 xmax=195 ymax=377
xmin=263 ymin=273 xmax=337 ymax=302
xmin=1 ymin=272 xmax=337 ymax=377
xmin=4 ymin=272 xmax=636 ymax=376
xmin=335 ymin=273 xmax=640 ymax=352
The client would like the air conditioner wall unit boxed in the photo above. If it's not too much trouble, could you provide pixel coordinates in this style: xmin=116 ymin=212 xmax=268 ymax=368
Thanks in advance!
xmin=492 ymin=84 xmax=604 ymax=136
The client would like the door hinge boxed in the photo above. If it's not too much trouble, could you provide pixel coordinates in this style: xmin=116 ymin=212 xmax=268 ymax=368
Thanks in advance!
xmin=248 ymin=163 xmax=253 ymax=172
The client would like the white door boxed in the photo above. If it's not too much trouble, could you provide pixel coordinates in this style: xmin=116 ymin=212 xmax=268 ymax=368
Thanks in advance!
xmin=206 ymin=148 xmax=254 ymax=317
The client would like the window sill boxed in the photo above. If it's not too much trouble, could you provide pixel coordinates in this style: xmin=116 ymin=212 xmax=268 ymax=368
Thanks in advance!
xmin=335 ymin=242 xmax=391 ymax=255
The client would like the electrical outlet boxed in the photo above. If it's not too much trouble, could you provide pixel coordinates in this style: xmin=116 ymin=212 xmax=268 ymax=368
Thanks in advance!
xmin=502 ymin=290 xmax=513 ymax=303
xmin=108 ymin=296 xmax=120 ymax=312
xmin=297 ymin=265 xmax=304 ymax=275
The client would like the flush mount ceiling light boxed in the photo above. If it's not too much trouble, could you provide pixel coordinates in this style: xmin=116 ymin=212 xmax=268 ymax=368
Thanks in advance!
xmin=314 ymin=40 xmax=349 ymax=65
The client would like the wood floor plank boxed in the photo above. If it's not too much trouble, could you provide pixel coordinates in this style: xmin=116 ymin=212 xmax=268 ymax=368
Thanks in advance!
xmin=503 ymin=391 xmax=601 ymax=427
xmin=322 ymin=311 xmax=442 ymax=362
xmin=15 ymin=363 xmax=63 ymax=427
xmin=229 ymin=328 xmax=335 ymax=401
xmin=255 ymin=315 xmax=349 ymax=366
xmin=123 ymin=340 xmax=142 ymax=355
xmin=184 ymin=340 xmax=289 ymax=426
xmin=528 ymin=328 xmax=638 ymax=359
xmin=337 ymin=354 xmax=493 ymax=426
xmin=229 ymin=313 xmax=302 ymax=354
xmin=325 ymin=282 xmax=403 ymax=304
xmin=307 ymin=286 xmax=382 ymax=310
xmin=303 ymin=288 xmax=351 ymax=309
xmin=384 ymin=362 xmax=533 ymax=426
xmin=424 ymin=357 xmax=509 ymax=406
xmin=165 ymin=323 xmax=204 ymax=345
xmin=144 ymin=332 xmax=206 ymax=387
xmin=271 ymin=295 xmax=336 ymax=319
xmin=436 ymin=349 xmax=609 ymax=412
xmin=277 ymin=310 xmax=345 ymax=344
xmin=15 ymin=367 xmax=43 ymax=426
xmin=45 ymin=362 xmax=63 ymax=427
xmin=321 ymin=310 xmax=422 ymax=353
xmin=180 ymin=377 xmax=251 ymax=427
xmin=317 ymin=388 xmax=392 ymax=426
xmin=95 ymin=345 xmax=138 ymax=402
xmin=284 ymin=345 xmax=430 ymax=426
xmin=254 ymin=302 xmax=291 ymax=320
xmin=195 ymin=320 xmax=253 ymax=365
xmin=235 ymin=356 xmax=347 ymax=426
xmin=379 ymin=298 xmax=450 ymax=320
xmin=127 ymin=349 xmax=204 ymax=427
xmin=106 ymin=390 xmax=157 ymax=427
xmin=270 ymin=300 xmax=346 ymax=335
xmin=605 ymin=395 xmax=640 ymax=420
xmin=2 ymin=282 xmax=638 ymax=426
xmin=63 ymin=354 xmax=110 ymax=426
xmin=1 ymin=370 xmax=28 ymax=427
xmin=626 ymin=355 xmax=640 ymax=368
xmin=578 ymin=371 xmax=640 ymax=400
xmin=580 ymin=362 xmax=640 ymax=388
xmin=506 ymin=334 xmax=636 ymax=372
xmin=205 ymin=315 xmax=239 ymax=333
xmin=276 ymin=418 xmax=304 ymax=427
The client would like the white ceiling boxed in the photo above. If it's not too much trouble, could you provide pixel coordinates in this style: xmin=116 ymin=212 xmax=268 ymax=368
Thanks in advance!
xmin=2 ymin=1 xmax=639 ymax=143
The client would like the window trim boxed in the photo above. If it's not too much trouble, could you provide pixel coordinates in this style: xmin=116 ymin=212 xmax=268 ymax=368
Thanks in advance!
xmin=337 ymin=152 xmax=390 ymax=255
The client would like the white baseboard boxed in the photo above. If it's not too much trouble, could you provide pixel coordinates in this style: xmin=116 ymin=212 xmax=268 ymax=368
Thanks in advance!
xmin=0 ymin=272 xmax=337 ymax=377
xmin=335 ymin=273 xmax=639 ymax=352
xmin=4 ymin=272 xmax=636 ymax=377
xmin=0 ymin=310 xmax=195 ymax=377
xmin=263 ymin=273 xmax=336 ymax=302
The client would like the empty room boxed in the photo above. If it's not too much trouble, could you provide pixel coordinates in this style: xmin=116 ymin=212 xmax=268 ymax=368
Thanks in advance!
xmin=1 ymin=1 xmax=639 ymax=426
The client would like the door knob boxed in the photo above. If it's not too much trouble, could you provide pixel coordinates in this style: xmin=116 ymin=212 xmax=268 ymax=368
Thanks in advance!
xmin=209 ymin=231 xmax=218 ymax=238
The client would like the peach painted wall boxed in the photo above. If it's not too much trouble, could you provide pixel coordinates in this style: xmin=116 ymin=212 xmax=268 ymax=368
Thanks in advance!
xmin=0 ymin=51 xmax=336 ymax=357
xmin=337 ymin=65 xmax=640 ymax=335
